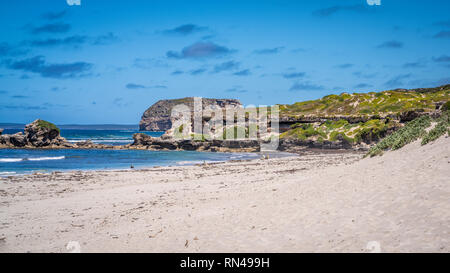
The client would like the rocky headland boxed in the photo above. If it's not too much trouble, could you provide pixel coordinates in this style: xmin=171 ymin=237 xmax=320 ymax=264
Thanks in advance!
xmin=139 ymin=97 xmax=241 ymax=131
xmin=1 ymin=85 xmax=449 ymax=153
xmin=133 ymin=84 xmax=449 ymax=152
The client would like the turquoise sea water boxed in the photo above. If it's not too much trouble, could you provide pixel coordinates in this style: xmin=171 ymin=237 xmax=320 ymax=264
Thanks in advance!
xmin=0 ymin=129 xmax=261 ymax=175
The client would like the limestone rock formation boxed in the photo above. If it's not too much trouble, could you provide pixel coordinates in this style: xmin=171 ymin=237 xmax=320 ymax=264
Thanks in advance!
xmin=0 ymin=119 xmax=69 ymax=148
xmin=139 ymin=97 xmax=241 ymax=131
xmin=131 ymin=133 xmax=260 ymax=152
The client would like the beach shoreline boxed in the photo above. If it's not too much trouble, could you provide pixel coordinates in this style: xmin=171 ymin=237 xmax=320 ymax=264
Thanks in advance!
xmin=0 ymin=137 xmax=448 ymax=253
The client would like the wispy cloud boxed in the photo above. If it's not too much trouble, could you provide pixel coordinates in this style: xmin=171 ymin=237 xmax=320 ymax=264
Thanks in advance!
xmin=433 ymin=20 xmax=450 ymax=27
xmin=354 ymin=83 xmax=373 ymax=89
xmin=26 ymin=33 xmax=118 ymax=48
xmin=225 ymin=86 xmax=248 ymax=93
xmin=27 ymin=35 xmax=87 ymax=47
xmin=11 ymin=95 xmax=29 ymax=99
xmin=335 ymin=63 xmax=353 ymax=69
xmin=113 ymin=98 xmax=130 ymax=107
xmin=0 ymin=104 xmax=47 ymax=110
xmin=29 ymin=22 xmax=71 ymax=34
xmin=163 ymin=24 xmax=207 ymax=35
xmin=213 ymin=61 xmax=240 ymax=73
xmin=433 ymin=30 xmax=450 ymax=39
xmin=377 ymin=40 xmax=403 ymax=49
xmin=5 ymin=56 xmax=92 ymax=79
xmin=190 ymin=68 xmax=207 ymax=75
xmin=384 ymin=73 xmax=411 ymax=87
xmin=353 ymin=71 xmax=378 ymax=79
xmin=253 ymin=47 xmax=284 ymax=55
xmin=91 ymin=32 xmax=119 ymax=45
xmin=0 ymin=42 xmax=27 ymax=57
xmin=282 ymin=72 xmax=305 ymax=79
xmin=126 ymin=83 xmax=146 ymax=89
xmin=233 ymin=69 xmax=251 ymax=76
xmin=41 ymin=11 xmax=67 ymax=21
xmin=290 ymin=82 xmax=324 ymax=91
xmin=433 ymin=55 xmax=450 ymax=63
xmin=167 ymin=42 xmax=235 ymax=59
xmin=403 ymin=61 xmax=426 ymax=68
xmin=126 ymin=83 xmax=167 ymax=89
xmin=313 ymin=4 xmax=369 ymax=17
xmin=171 ymin=70 xmax=183 ymax=75
xmin=133 ymin=58 xmax=168 ymax=69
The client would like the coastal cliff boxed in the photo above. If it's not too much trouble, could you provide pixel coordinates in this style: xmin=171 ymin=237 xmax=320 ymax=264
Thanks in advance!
xmin=276 ymin=84 xmax=449 ymax=146
xmin=1 ymin=85 xmax=448 ymax=152
xmin=139 ymin=97 xmax=241 ymax=131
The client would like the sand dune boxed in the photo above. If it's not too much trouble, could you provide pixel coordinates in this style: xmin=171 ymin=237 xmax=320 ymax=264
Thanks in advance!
xmin=0 ymin=136 xmax=448 ymax=253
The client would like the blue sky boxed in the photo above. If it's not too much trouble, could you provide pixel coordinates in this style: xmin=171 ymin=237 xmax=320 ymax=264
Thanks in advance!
xmin=0 ymin=0 xmax=449 ymax=124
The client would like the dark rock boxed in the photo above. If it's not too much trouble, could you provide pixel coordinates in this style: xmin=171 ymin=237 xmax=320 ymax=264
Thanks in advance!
xmin=0 ymin=119 xmax=69 ymax=148
xmin=9 ymin=132 xmax=27 ymax=147
xmin=131 ymin=133 xmax=261 ymax=152
xmin=0 ymin=128 xmax=3 ymax=136
xmin=24 ymin=119 xmax=66 ymax=147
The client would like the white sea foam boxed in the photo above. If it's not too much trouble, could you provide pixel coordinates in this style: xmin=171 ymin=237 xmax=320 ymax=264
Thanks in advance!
xmin=0 ymin=156 xmax=65 ymax=162
xmin=68 ymin=139 xmax=131 ymax=143
xmin=27 ymin=156 xmax=65 ymax=161
xmin=176 ymin=160 xmax=223 ymax=166
xmin=0 ymin=158 xmax=23 ymax=163
xmin=0 ymin=171 xmax=17 ymax=175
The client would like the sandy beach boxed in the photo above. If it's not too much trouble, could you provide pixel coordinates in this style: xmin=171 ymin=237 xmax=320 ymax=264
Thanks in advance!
xmin=0 ymin=136 xmax=449 ymax=253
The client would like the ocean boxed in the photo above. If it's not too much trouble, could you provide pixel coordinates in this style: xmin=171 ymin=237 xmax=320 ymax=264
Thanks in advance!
xmin=0 ymin=128 xmax=261 ymax=175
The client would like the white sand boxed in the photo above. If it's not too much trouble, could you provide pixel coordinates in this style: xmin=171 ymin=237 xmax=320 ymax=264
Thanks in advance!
xmin=0 ymin=136 xmax=449 ymax=253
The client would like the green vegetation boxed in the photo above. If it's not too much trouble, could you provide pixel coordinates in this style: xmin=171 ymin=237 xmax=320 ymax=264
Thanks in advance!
xmin=174 ymin=124 xmax=188 ymax=138
xmin=367 ymin=110 xmax=450 ymax=157
xmin=191 ymin=133 xmax=209 ymax=142
xmin=280 ymin=123 xmax=326 ymax=141
xmin=36 ymin=119 xmax=60 ymax=133
xmin=280 ymin=118 xmax=395 ymax=144
xmin=441 ymin=101 xmax=450 ymax=111
xmin=222 ymin=126 xmax=247 ymax=140
xmin=279 ymin=85 xmax=449 ymax=118
xmin=178 ymin=124 xmax=184 ymax=134
xmin=421 ymin=110 xmax=450 ymax=145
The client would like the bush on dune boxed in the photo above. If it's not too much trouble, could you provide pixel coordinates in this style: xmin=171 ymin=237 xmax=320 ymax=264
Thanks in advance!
xmin=366 ymin=110 xmax=449 ymax=157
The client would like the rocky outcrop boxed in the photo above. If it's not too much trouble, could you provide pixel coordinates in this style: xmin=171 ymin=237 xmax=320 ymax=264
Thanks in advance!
xmin=131 ymin=133 xmax=260 ymax=152
xmin=0 ymin=120 xmax=70 ymax=148
xmin=0 ymin=128 xmax=3 ymax=135
xmin=139 ymin=97 xmax=241 ymax=131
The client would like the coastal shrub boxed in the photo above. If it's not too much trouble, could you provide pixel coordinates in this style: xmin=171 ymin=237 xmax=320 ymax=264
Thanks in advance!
xmin=280 ymin=123 xmax=326 ymax=140
xmin=279 ymin=86 xmax=449 ymax=117
xmin=37 ymin=119 xmax=60 ymax=133
xmin=366 ymin=115 xmax=432 ymax=157
xmin=329 ymin=131 xmax=354 ymax=143
xmin=353 ymin=119 xmax=390 ymax=143
xmin=421 ymin=110 xmax=450 ymax=145
xmin=280 ymin=118 xmax=395 ymax=144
